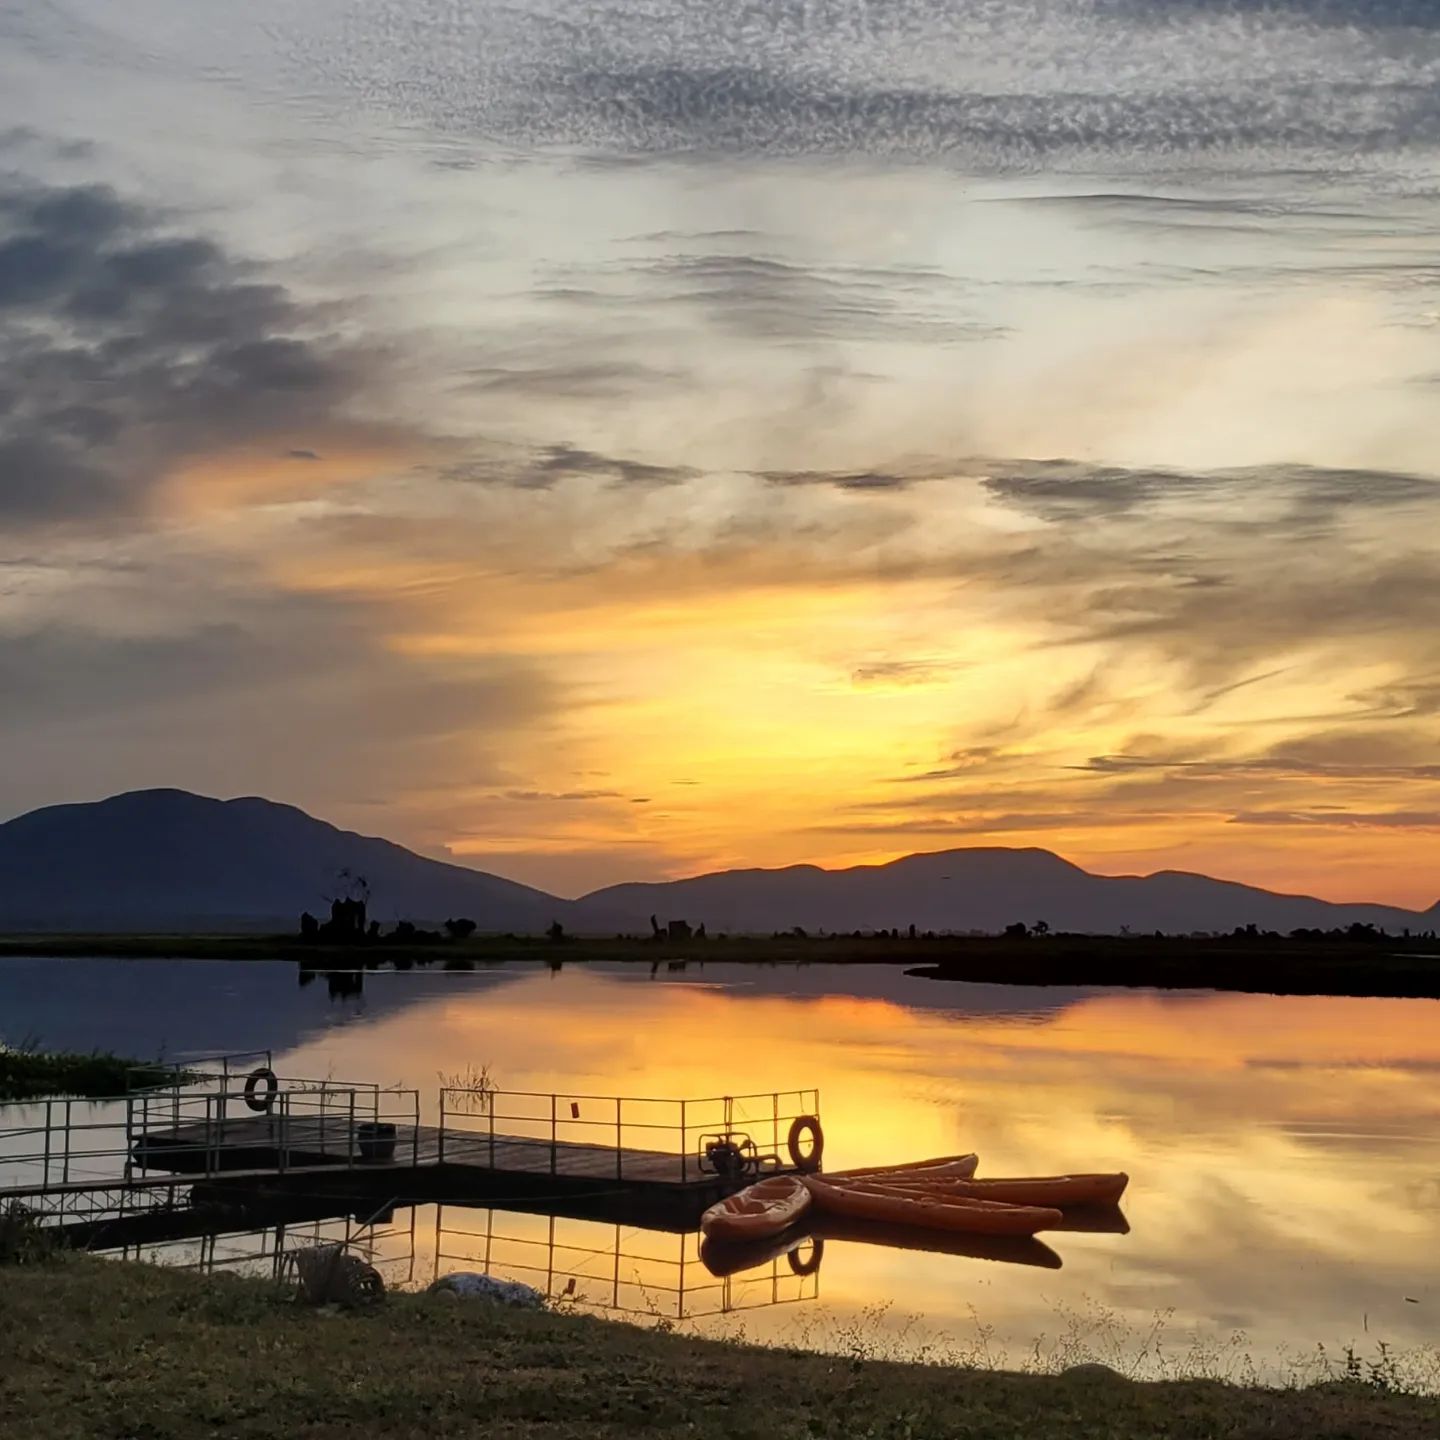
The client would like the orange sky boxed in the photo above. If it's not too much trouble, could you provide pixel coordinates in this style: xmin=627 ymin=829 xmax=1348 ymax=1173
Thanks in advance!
xmin=5 ymin=22 xmax=1440 ymax=905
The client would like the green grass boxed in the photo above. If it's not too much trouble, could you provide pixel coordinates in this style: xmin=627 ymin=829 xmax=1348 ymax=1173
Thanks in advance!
xmin=0 ymin=1044 xmax=186 ymax=1101
xmin=2 ymin=1258 xmax=1438 ymax=1439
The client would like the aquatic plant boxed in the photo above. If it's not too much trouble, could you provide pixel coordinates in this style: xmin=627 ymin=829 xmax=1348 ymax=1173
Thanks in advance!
xmin=0 ymin=1039 xmax=190 ymax=1101
xmin=438 ymin=1062 xmax=496 ymax=1115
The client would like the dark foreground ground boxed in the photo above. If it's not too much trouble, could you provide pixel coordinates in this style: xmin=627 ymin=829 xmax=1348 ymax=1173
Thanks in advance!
xmin=2 ymin=1258 xmax=1436 ymax=1440
xmin=3 ymin=931 xmax=1440 ymax=999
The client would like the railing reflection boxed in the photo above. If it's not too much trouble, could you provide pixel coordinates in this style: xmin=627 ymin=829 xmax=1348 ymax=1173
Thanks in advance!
xmin=102 ymin=1208 xmax=418 ymax=1287
xmin=433 ymin=1204 xmax=821 ymax=1320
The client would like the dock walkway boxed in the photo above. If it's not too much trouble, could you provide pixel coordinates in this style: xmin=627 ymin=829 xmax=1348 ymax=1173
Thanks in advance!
xmin=134 ymin=1114 xmax=715 ymax=1188
xmin=1 ymin=1075 xmax=821 ymax=1230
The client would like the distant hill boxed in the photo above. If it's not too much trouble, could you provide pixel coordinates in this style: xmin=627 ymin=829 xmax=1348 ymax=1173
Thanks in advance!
xmin=2 ymin=790 xmax=1436 ymax=937
xmin=0 ymin=789 xmax=572 ymax=934
xmin=574 ymin=847 xmax=1439 ymax=937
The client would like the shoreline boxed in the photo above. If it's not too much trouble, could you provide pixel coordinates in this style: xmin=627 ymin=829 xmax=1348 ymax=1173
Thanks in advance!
xmin=4 ymin=1257 xmax=1438 ymax=1439
xmin=3 ymin=932 xmax=1440 ymax=1000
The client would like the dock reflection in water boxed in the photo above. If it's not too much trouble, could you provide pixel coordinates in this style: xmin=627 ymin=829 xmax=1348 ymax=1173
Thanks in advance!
xmin=82 ymin=1192 xmax=1098 ymax=1327
xmin=102 ymin=1208 xmax=420 ymax=1291
xmin=433 ymin=1205 xmax=820 ymax=1321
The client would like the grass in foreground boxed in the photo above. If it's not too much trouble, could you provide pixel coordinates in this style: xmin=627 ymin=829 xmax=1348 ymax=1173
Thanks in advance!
xmin=3 ymin=1258 xmax=1438 ymax=1439
xmin=0 ymin=1044 xmax=184 ymax=1101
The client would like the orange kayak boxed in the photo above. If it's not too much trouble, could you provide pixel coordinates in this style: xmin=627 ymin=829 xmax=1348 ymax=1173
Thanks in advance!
xmin=829 ymin=1153 xmax=980 ymax=1182
xmin=700 ymin=1175 xmax=812 ymax=1242
xmin=850 ymin=1173 xmax=1128 ymax=1208
xmin=803 ymin=1175 xmax=1062 ymax=1236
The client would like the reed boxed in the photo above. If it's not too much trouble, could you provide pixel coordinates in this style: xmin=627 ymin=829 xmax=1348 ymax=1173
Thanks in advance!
xmin=0 ymin=1039 xmax=190 ymax=1100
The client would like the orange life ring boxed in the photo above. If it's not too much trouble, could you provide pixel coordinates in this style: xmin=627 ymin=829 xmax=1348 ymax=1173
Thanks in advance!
xmin=787 ymin=1115 xmax=824 ymax=1172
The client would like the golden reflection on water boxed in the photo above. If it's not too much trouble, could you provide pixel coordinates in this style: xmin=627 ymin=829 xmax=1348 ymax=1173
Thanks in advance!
xmin=273 ymin=966 xmax=1440 ymax=1372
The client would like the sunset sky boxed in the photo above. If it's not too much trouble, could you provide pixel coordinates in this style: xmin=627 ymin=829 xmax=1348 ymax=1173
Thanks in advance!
xmin=5 ymin=1 xmax=1440 ymax=903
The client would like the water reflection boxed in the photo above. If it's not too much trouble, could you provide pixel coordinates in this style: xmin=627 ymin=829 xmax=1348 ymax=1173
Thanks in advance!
xmin=297 ymin=966 xmax=365 ymax=1000
xmin=3 ymin=957 xmax=1439 ymax=1376
xmin=107 ymin=1209 xmax=420 ymax=1291
xmin=434 ymin=1205 xmax=818 ymax=1320
xmin=89 ymin=1200 xmax=821 ymax=1324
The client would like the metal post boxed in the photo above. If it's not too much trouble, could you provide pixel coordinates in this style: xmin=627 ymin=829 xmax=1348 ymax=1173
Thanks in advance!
xmin=550 ymin=1094 xmax=557 ymax=1175
xmin=615 ymin=1097 xmax=622 ymax=1180
xmin=547 ymin=1213 xmax=556 ymax=1299
xmin=612 ymin=1222 xmax=621 ymax=1309
xmin=439 ymin=1088 xmax=446 ymax=1165
xmin=680 ymin=1099 xmax=687 ymax=1183
xmin=348 ymin=1089 xmax=355 ymax=1170
xmin=63 ymin=1099 xmax=72 ymax=1183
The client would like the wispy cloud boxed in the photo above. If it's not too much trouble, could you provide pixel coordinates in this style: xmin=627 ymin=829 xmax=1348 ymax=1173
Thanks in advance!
xmin=0 ymin=177 xmax=395 ymax=526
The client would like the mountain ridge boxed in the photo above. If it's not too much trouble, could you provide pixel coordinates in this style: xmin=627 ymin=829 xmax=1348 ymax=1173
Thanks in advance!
xmin=574 ymin=844 xmax=1436 ymax=936
xmin=0 ymin=788 xmax=574 ymax=933
xmin=1 ymin=788 xmax=1434 ymax=936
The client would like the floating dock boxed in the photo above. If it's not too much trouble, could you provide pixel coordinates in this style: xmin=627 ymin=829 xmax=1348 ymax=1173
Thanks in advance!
xmin=0 ymin=1066 xmax=821 ymax=1232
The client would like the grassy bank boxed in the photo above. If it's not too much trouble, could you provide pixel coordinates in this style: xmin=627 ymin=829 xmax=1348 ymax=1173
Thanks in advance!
xmin=1 ymin=1258 xmax=1435 ymax=1439
xmin=0 ymin=1045 xmax=184 ymax=1101
xmin=3 ymin=930 xmax=1440 ymax=999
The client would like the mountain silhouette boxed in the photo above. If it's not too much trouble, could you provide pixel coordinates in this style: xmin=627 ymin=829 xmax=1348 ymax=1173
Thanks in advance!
xmin=1 ymin=789 xmax=1435 ymax=936
xmin=0 ymin=789 xmax=570 ymax=933
xmin=574 ymin=847 xmax=1438 ymax=937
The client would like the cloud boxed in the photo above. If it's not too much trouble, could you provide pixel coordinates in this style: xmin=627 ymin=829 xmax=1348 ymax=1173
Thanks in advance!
xmin=528 ymin=444 xmax=696 ymax=488
xmin=1077 ymin=746 xmax=1440 ymax=783
xmin=501 ymin=789 xmax=624 ymax=802
xmin=618 ymin=252 xmax=995 ymax=344
xmin=466 ymin=361 xmax=684 ymax=400
xmin=761 ymin=467 xmax=916 ymax=490
xmin=202 ymin=0 xmax=1440 ymax=192
xmin=1349 ymin=674 xmax=1440 ymax=719
xmin=438 ymin=442 xmax=697 ymax=492
xmin=1106 ymin=0 xmax=1440 ymax=30
xmin=0 ymin=176 xmax=378 ymax=525
xmin=850 ymin=659 xmax=957 ymax=688
xmin=982 ymin=460 xmax=1439 ymax=528
xmin=808 ymin=810 xmax=1134 ymax=837
xmin=546 ymin=59 xmax=1440 ymax=162
xmin=1231 ymin=810 xmax=1440 ymax=830
xmin=0 ymin=580 xmax=567 ymax=832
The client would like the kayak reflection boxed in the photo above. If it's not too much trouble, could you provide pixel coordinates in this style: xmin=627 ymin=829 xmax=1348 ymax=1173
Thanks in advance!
xmin=701 ymin=1217 xmax=1066 ymax=1278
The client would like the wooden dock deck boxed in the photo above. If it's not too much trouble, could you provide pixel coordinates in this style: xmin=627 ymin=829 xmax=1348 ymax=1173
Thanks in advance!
xmin=133 ymin=1115 xmax=727 ymax=1189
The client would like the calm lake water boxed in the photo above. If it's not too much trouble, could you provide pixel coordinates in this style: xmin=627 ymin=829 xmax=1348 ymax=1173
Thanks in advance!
xmin=3 ymin=957 xmax=1438 ymax=1382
